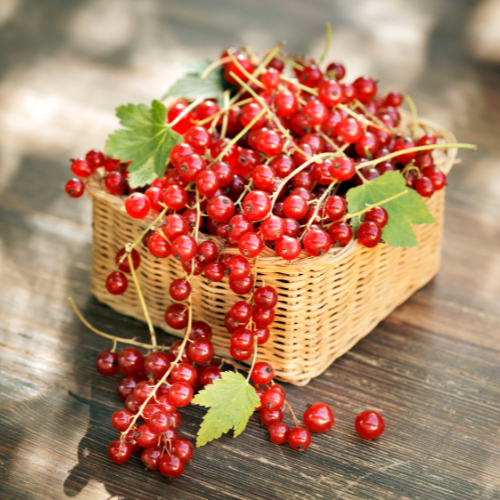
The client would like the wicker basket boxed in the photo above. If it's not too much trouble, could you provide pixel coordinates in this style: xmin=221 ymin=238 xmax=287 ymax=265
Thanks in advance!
xmin=88 ymin=116 xmax=457 ymax=386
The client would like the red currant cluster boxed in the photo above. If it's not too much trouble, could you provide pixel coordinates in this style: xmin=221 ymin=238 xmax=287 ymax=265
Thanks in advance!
xmin=66 ymin=41 xmax=465 ymax=476
xmin=95 ymin=318 xmax=217 ymax=476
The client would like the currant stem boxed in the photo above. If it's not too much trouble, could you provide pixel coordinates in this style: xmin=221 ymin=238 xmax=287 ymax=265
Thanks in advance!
xmin=253 ymin=41 xmax=286 ymax=78
xmin=128 ymin=252 xmax=156 ymax=346
xmin=338 ymin=103 xmax=391 ymax=133
xmin=343 ymin=190 xmax=408 ymax=222
xmin=275 ymin=53 xmax=304 ymax=71
xmin=168 ymin=97 xmax=204 ymax=128
xmin=319 ymin=23 xmax=332 ymax=67
xmin=299 ymin=180 xmax=337 ymax=241
xmin=353 ymin=98 xmax=388 ymax=129
xmin=214 ymin=107 xmax=267 ymax=163
xmin=285 ymin=401 xmax=301 ymax=427
xmin=246 ymin=338 xmax=259 ymax=383
xmin=357 ymin=143 xmax=476 ymax=171
xmin=227 ymin=51 xmax=265 ymax=89
xmin=404 ymin=95 xmax=419 ymax=139
xmin=220 ymin=90 xmax=231 ymax=139
xmin=229 ymin=71 xmax=311 ymax=159
xmin=68 ymin=298 xmax=160 ymax=350
xmin=200 ymin=56 xmax=232 ymax=81
xmin=196 ymin=98 xmax=253 ymax=126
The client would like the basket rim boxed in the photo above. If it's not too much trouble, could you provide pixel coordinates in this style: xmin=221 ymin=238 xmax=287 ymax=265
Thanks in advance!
xmin=86 ymin=113 xmax=456 ymax=270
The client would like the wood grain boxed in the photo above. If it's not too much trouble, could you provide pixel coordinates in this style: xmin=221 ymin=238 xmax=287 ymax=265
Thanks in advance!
xmin=0 ymin=0 xmax=499 ymax=499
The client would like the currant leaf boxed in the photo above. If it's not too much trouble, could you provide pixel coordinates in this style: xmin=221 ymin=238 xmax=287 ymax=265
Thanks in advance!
xmin=346 ymin=171 xmax=435 ymax=247
xmin=105 ymin=100 xmax=182 ymax=188
xmin=192 ymin=371 xmax=261 ymax=447
xmin=162 ymin=60 xmax=233 ymax=106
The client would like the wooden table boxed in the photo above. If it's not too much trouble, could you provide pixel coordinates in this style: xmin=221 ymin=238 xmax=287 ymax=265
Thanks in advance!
xmin=1 ymin=1 xmax=499 ymax=499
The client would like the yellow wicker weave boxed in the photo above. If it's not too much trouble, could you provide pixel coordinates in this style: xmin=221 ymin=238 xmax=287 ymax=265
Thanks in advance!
xmin=87 ymin=116 xmax=457 ymax=386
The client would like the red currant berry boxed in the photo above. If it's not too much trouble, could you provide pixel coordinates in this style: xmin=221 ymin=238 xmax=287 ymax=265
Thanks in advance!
xmin=125 ymin=193 xmax=150 ymax=219
xmin=336 ymin=117 xmax=362 ymax=144
xmin=187 ymin=338 xmax=214 ymax=364
xmin=251 ymin=361 xmax=274 ymax=385
xmin=204 ymin=261 xmax=225 ymax=282
xmin=105 ymin=272 xmax=128 ymax=295
xmin=364 ymin=206 xmax=389 ymax=228
xmin=352 ymin=76 xmax=377 ymax=103
xmin=231 ymin=327 xmax=254 ymax=351
xmin=171 ymin=362 xmax=198 ymax=386
xmin=252 ymin=307 xmax=275 ymax=327
xmin=227 ymin=214 xmax=254 ymax=241
xmin=415 ymin=176 xmax=435 ymax=197
xmin=393 ymin=136 xmax=417 ymax=165
xmin=162 ymin=214 xmax=189 ymax=241
xmin=418 ymin=133 xmax=437 ymax=150
xmin=328 ymin=221 xmax=353 ymax=246
xmin=144 ymin=351 xmax=170 ymax=379
xmin=357 ymin=221 xmax=382 ymax=248
xmin=141 ymin=445 xmax=162 ymax=471
xmin=177 ymin=154 xmax=206 ymax=183
xmin=230 ymin=301 xmax=252 ymax=323
xmin=326 ymin=61 xmax=346 ymax=80
xmin=167 ymin=100 xmax=193 ymax=134
xmin=165 ymin=303 xmax=189 ymax=330
xmin=170 ymin=142 xmax=194 ymax=169
xmin=299 ymin=64 xmax=322 ymax=88
xmin=355 ymin=132 xmax=380 ymax=159
xmin=254 ymin=286 xmax=278 ymax=309
xmin=124 ymin=395 xmax=141 ymax=414
xmin=162 ymin=184 xmax=188 ymax=211
xmin=85 ymin=149 xmax=105 ymax=169
xmin=275 ymin=235 xmax=302 ymax=260
xmin=283 ymin=218 xmax=301 ymax=237
xmin=169 ymin=278 xmax=191 ymax=301
xmin=275 ymin=89 xmax=298 ymax=117
xmin=144 ymin=186 xmax=164 ymax=211
xmin=195 ymin=170 xmax=220 ymax=198
xmin=230 ymin=345 xmax=252 ymax=361
xmin=303 ymin=99 xmax=328 ymax=126
xmin=261 ymin=215 xmax=285 ymax=241
xmin=184 ymin=125 xmax=212 ymax=153
xmin=229 ymin=275 xmax=254 ymax=295
xmin=118 ymin=347 xmax=144 ymax=376
xmin=171 ymin=234 xmax=198 ymax=262
xmin=422 ymin=167 xmax=446 ymax=190
xmin=167 ymin=381 xmax=194 ymax=407
xmin=224 ymin=53 xmax=253 ymax=83
xmin=169 ymin=340 xmax=191 ymax=364
xmin=384 ymin=91 xmax=403 ymax=107
xmin=317 ymin=79 xmax=343 ymax=107
xmin=256 ymin=129 xmax=284 ymax=157
xmin=341 ymin=82 xmax=356 ymax=103
xmin=303 ymin=228 xmax=331 ymax=257
xmin=65 ymin=178 xmax=85 ymax=198
xmin=283 ymin=195 xmax=308 ymax=220
xmin=134 ymin=380 xmax=156 ymax=404
xmin=148 ymin=232 xmax=171 ymax=258
xmin=260 ymin=67 xmax=281 ymax=89
xmin=240 ymin=102 xmax=266 ymax=130
xmin=261 ymin=387 xmax=285 ymax=410
xmin=238 ymin=232 xmax=264 ymax=258
xmin=254 ymin=326 xmax=270 ymax=345
xmin=200 ymin=366 xmax=221 ymax=386
xmin=268 ymin=422 xmax=290 ymax=444
xmin=96 ymin=349 xmax=120 ymax=376
xmin=104 ymin=171 xmax=126 ymax=195
xmin=71 ymin=158 xmax=93 ymax=178
xmin=210 ymin=161 xmax=233 ymax=187
xmin=117 ymin=375 xmax=144 ymax=401
xmin=190 ymin=321 xmax=212 ymax=341
xmin=225 ymin=255 xmax=251 ymax=281
xmin=171 ymin=438 xmax=194 ymax=462
xmin=108 ymin=439 xmax=132 ymax=464
xmin=288 ymin=427 xmax=311 ymax=452
xmin=243 ymin=190 xmax=272 ymax=221
xmin=135 ymin=424 xmax=159 ymax=448
xmin=355 ymin=410 xmax=385 ymax=439
xmin=260 ymin=407 xmax=283 ymax=427
xmin=207 ymin=195 xmax=235 ymax=223
xmin=159 ymin=453 xmax=185 ymax=477
xmin=303 ymin=402 xmax=334 ymax=433
xmin=198 ymin=241 xmax=218 ymax=263
xmin=115 ymin=248 xmax=141 ymax=274
xmin=329 ymin=156 xmax=356 ymax=181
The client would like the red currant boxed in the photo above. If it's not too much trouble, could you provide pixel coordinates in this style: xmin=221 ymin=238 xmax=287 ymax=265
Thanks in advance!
xmin=169 ymin=278 xmax=191 ymax=301
xmin=328 ymin=221 xmax=353 ymax=246
xmin=336 ymin=117 xmax=362 ymax=144
xmin=303 ymin=402 xmax=334 ymax=433
xmin=96 ymin=349 xmax=120 ymax=376
xmin=251 ymin=361 xmax=274 ymax=385
xmin=171 ymin=362 xmax=198 ymax=386
xmin=275 ymin=235 xmax=302 ymax=260
xmin=275 ymin=89 xmax=298 ymax=117
xmin=167 ymin=381 xmax=193 ymax=407
xmin=159 ymin=453 xmax=185 ymax=477
xmin=229 ymin=275 xmax=254 ymax=295
xmin=71 ymin=158 xmax=93 ymax=177
xmin=171 ymin=234 xmax=197 ymax=262
xmin=148 ymin=232 xmax=171 ymax=258
xmin=171 ymin=438 xmax=194 ymax=462
xmin=303 ymin=228 xmax=331 ymax=256
xmin=415 ymin=176 xmax=435 ymax=197
xmin=105 ymin=272 xmax=128 ymax=295
xmin=288 ymin=427 xmax=311 ymax=452
xmin=352 ymin=76 xmax=377 ymax=103
xmin=422 ymin=167 xmax=446 ymax=190
xmin=115 ymin=248 xmax=141 ymax=273
xmin=144 ymin=351 xmax=170 ymax=379
xmin=66 ymin=178 xmax=85 ymax=198
xmin=238 ymin=232 xmax=264 ymax=258
xmin=329 ymin=156 xmax=356 ymax=181
xmin=357 ymin=221 xmax=382 ymax=248
xmin=355 ymin=410 xmax=385 ymax=439
xmin=326 ymin=62 xmax=346 ymax=80
xmin=165 ymin=303 xmax=189 ymax=330
xmin=125 ymin=193 xmax=150 ymax=219
xmin=260 ymin=407 xmax=283 ymax=427
xmin=268 ymin=422 xmax=290 ymax=445
xmin=162 ymin=184 xmax=188 ymax=211
xmin=118 ymin=347 xmax=144 ymax=376
xmin=141 ymin=445 xmax=162 ymax=470
xmin=225 ymin=255 xmax=251 ymax=281
xmin=200 ymin=366 xmax=222 ymax=386
xmin=108 ymin=439 xmax=132 ymax=464
xmin=364 ymin=206 xmax=389 ymax=228
xmin=207 ymin=195 xmax=235 ymax=223
xmin=187 ymin=337 xmax=214 ymax=364
xmin=261 ymin=387 xmax=285 ymax=410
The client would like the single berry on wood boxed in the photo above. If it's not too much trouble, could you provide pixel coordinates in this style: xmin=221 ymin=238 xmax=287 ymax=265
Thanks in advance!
xmin=355 ymin=410 xmax=385 ymax=439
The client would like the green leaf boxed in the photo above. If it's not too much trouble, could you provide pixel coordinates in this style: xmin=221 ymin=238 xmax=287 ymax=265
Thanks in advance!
xmin=105 ymin=100 xmax=183 ymax=188
xmin=346 ymin=171 xmax=435 ymax=247
xmin=162 ymin=59 xmax=233 ymax=106
xmin=192 ymin=371 xmax=261 ymax=447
